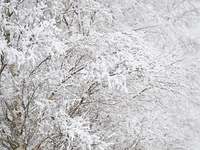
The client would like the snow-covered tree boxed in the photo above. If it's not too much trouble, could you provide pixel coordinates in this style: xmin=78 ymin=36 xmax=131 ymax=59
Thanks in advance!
xmin=0 ymin=0 xmax=200 ymax=150
xmin=0 ymin=0 xmax=106 ymax=149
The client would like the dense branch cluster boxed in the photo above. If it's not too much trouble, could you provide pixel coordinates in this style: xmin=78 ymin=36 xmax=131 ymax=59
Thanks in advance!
xmin=0 ymin=0 xmax=200 ymax=150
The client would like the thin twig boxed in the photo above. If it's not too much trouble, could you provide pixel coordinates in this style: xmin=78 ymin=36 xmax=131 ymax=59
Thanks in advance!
xmin=133 ymin=87 xmax=151 ymax=99
xmin=29 ymin=55 xmax=51 ymax=76
xmin=61 ymin=65 xmax=84 ymax=84
xmin=133 ymin=25 xmax=159 ymax=31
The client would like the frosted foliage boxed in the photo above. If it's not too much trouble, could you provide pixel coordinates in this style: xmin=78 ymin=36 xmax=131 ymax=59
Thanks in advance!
xmin=0 ymin=0 xmax=200 ymax=150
